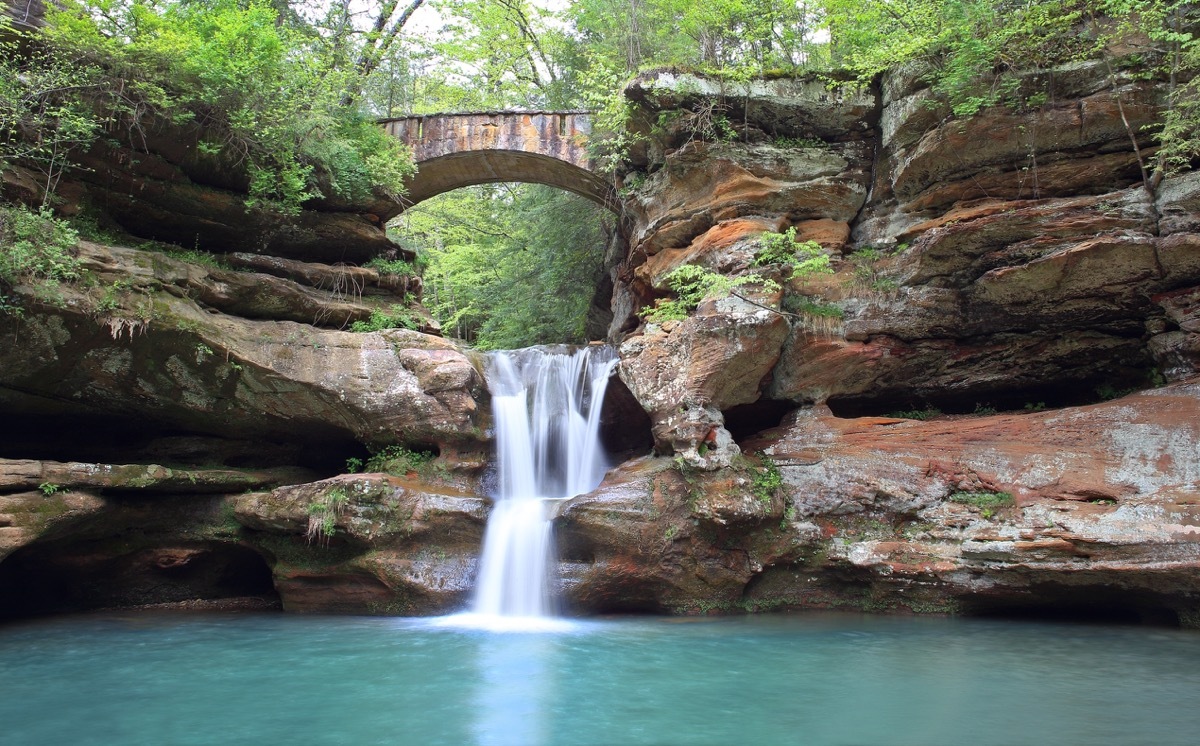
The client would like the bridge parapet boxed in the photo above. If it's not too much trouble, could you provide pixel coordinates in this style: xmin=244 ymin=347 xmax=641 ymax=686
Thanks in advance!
xmin=384 ymin=112 xmax=593 ymax=169
xmin=381 ymin=111 xmax=615 ymax=211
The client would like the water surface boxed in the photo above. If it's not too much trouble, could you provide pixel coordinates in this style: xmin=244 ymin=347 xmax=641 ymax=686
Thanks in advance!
xmin=2 ymin=612 xmax=1197 ymax=745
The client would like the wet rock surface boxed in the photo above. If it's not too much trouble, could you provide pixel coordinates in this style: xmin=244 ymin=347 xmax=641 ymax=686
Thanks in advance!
xmin=558 ymin=383 xmax=1200 ymax=623
xmin=232 ymin=474 xmax=489 ymax=614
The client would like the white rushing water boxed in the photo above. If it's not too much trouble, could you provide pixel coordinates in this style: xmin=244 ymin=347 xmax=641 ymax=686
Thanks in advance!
xmin=469 ymin=345 xmax=618 ymax=624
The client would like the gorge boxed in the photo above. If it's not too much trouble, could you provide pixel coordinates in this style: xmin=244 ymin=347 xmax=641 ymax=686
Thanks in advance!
xmin=2 ymin=4 xmax=1200 ymax=631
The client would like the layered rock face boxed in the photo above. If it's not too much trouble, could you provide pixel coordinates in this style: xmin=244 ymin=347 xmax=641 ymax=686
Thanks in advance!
xmin=0 ymin=234 xmax=494 ymax=616
xmin=612 ymin=66 xmax=1200 ymax=460
xmin=577 ymin=63 xmax=1200 ymax=624
xmin=3 ymin=55 xmax=1199 ymax=624
xmin=0 ymin=80 xmax=500 ymax=614
xmin=559 ymin=384 xmax=1200 ymax=623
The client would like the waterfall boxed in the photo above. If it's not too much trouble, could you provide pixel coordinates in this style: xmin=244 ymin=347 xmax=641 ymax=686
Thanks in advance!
xmin=470 ymin=345 xmax=618 ymax=621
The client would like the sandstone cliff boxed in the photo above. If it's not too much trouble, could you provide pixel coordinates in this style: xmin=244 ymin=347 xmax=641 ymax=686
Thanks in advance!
xmin=2 ymin=55 xmax=1199 ymax=624
xmin=575 ymin=61 xmax=1200 ymax=624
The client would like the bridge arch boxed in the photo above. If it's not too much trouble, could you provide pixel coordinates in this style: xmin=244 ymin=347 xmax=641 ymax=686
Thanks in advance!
xmin=383 ymin=112 xmax=617 ymax=211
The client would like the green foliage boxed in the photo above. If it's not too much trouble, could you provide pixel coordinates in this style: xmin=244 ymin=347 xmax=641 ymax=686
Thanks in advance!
xmin=948 ymin=491 xmax=1014 ymax=511
xmin=157 ymin=247 xmax=230 ymax=270
xmin=571 ymin=0 xmax=827 ymax=75
xmin=822 ymin=0 xmax=1091 ymax=92
xmin=306 ymin=487 xmax=349 ymax=544
xmin=364 ymin=257 xmax=416 ymax=277
xmin=30 ymin=0 xmax=415 ymax=213
xmin=640 ymin=263 xmax=775 ymax=323
xmin=870 ymin=277 xmax=900 ymax=294
xmin=349 ymin=304 xmax=419 ymax=333
xmin=364 ymin=445 xmax=435 ymax=477
xmin=0 ymin=204 xmax=81 ymax=296
xmin=847 ymin=246 xmax=899 ymax=294
xmin=750 ymin=454 xmax=783 ymax=504
xmin=0 ymin=32 xmax=103 ymax=203
xmin=617 ymin=172 xmax=648 ymax=198
xmin=403 ymin=184 xmax=611 ymax=349
xmin=753 ymin=228 xmax=833 ymax=279
xmin=780 ymin=504 xmax=797 ymax=530
xmin=784 ymin=296 xmax=844 ymax=319
xmin=428 ymin=0 xmax=579 ymax=110
xmin=1098 ymin=0 xmax=1200 ymax=176
xmin=820 ymin=0 xmax=1198 ymax=180
xmin=38 ymin=482 xmax=64 ymax=497
xmin=578 ymin=56 xmax=644 ymax=173
xmin=888 ymin=406 xmax=942 ymax=421
xmin=784 ymin=294 xmax=845 ymax=336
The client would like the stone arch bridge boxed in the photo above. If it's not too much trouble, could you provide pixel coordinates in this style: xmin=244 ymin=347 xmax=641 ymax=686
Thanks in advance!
xmin=382 ymin=112 xmax=616 ymax=211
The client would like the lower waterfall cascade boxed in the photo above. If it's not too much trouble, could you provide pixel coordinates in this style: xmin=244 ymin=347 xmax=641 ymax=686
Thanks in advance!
xmin=468 ymin=345 xmax=619 ymax=622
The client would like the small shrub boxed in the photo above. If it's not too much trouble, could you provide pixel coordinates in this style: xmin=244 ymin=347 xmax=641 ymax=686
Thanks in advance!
xmin=779 ymin=504 xmax=797 ymax=531
xmin=306 ymin=487 xmax=349 ymax=544
xmin=888 ymin=407 xmax=942 ymax=421
xmin=948 ymin=491 xmax=1014 ymax=511
xmin=848 ymin=247 xmax=898 ymax=294
xmin=851 ymin=247 xmax=884 ymax=264
xmin=158 ymin=247 xmax=231 ymax=270
xmin=753 ymin=228 xmax=832 ymax=279
xmin=364 ymin=257 xmax=415 ymax=277
xmin=751 ymin=454 xmax=783 ymax=505
xmin=870 ymin=277 xmax=899 ymax=294
xmin=94 ymin=281 xmax=129 ymax=313
xmin=640 ymin=264 xmax=774 ymax=324
xmin=640 ymin=297 xmax=691 ymax=324
xmin=0 ymin=205 xmax=81 ymax=289
xmin=364 ymin=445 xmax=434 ymax=476
xmin=350 ymin=304 xmax=419 ymax=333
xmin=785 ymin=297 xmax=844 ymax=318
xmin=784 ymin=295 xmax=844 ymax=337
xmin=39 ymin=482 xmax=63 ymax=496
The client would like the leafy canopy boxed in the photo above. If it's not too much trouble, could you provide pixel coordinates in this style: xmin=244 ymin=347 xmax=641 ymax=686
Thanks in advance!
xmin=397 ymin=183 xmax=612 ymax=350
xmin=11 ymin=0 xmax=416 ymax=213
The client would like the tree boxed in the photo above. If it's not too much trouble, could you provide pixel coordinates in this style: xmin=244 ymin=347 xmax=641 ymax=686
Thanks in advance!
xmin=18 ymin=0 xmax=416 ymax=212
xmin=430 ymin=0 xmax=578 ymax=109
xmin=397 ymin=183 xmax=612 ymax=349
xmin=340 ymin=0 xmax=427 ymax=105
xmin=0 ymin=24 xmax=103 ymax=204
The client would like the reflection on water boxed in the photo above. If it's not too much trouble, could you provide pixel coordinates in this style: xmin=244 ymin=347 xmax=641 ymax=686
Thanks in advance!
xmin=471 ymin=633 xmax=559 ymax=746
xmin=1 ymin=611 xmax=1198 ymax=746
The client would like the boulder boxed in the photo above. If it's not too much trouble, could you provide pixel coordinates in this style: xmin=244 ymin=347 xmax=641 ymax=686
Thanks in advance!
xmin=619 ymin=292 xmax=789 ymax=465
xmin=234 ymin=474 xmax=488 ymax=614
